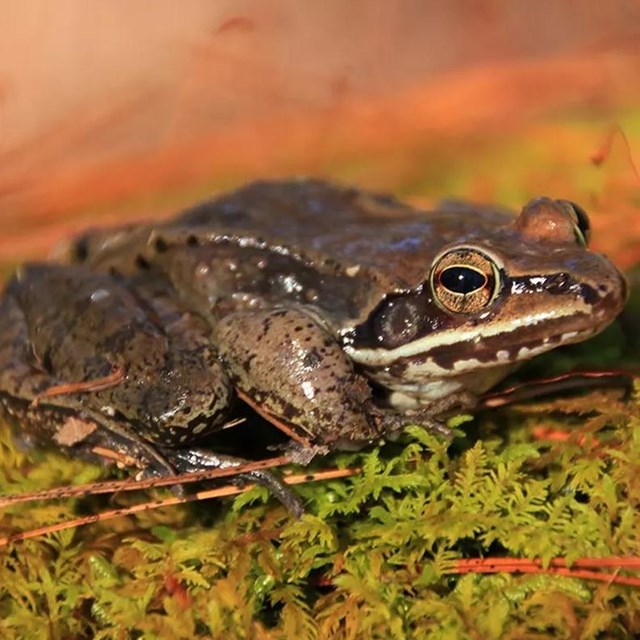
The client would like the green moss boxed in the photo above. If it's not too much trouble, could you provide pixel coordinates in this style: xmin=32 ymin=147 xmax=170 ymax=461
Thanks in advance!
xmin=1 ymin=375 xmax=639 ymax=638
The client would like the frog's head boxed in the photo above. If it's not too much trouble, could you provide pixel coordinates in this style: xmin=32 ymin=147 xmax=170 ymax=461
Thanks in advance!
xmin=344 ymin=197 xmax=627 ymax=405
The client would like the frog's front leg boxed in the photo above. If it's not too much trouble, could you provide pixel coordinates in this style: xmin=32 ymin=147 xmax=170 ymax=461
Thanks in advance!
xmin=215 ymin=307 xmax=444 ymax=460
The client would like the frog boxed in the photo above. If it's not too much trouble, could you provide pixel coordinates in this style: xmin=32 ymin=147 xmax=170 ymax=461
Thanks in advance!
xmin=0 ymin=178 xmax=628 ymax=512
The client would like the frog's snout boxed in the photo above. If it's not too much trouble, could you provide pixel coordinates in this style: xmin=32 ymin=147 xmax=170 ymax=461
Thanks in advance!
xmin=587 ymin=260 xmax=628 ymax=328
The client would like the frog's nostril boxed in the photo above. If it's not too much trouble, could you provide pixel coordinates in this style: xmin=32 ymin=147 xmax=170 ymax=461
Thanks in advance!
xmin=135 ymin=255 xmax=151 ymax=270
xmin=595 ymin=273 xmax=628 ymax=316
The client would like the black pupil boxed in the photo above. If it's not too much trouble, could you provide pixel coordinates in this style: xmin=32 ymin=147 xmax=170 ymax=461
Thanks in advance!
xmin=439 ymin=266 xmax=486 ymax=294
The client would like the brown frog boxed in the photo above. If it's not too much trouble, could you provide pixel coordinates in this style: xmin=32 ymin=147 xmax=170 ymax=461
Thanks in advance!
xmin=0 ymin=179 xmax=628 ymax=511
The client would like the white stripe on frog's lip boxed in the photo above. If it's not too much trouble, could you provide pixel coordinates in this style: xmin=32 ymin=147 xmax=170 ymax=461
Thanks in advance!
xmin=345 ymin=304 xmax=595 ymax=369
xmin=376 ymin=326 xmax=597 ymax=382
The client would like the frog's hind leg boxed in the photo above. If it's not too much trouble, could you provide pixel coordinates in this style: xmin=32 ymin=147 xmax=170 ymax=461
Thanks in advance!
xmin=0 ymin=272 xmax=174 ymax=477
xmin=0 ymin=396 xmax=175 ymax=477
xmin=164 ymin=447 xmax=305 ymax=517
xmin=0 ymin=283 xmax=79 ymax=447
xmin=214 ymin=307 xmax=418 ymax=459
xmin=0 ymin=278 xmax=53 ymax=401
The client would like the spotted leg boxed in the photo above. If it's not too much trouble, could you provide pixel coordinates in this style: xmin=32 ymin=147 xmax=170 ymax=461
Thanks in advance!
xmin=214 ymin=307 xmax=446 ymax=461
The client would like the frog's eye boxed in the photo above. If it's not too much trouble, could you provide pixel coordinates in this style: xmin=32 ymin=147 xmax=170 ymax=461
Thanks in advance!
xmin=430 ymin=248 xmax=502 ymax=314
xmin=558 ymin=199 xmax=591 ymax=247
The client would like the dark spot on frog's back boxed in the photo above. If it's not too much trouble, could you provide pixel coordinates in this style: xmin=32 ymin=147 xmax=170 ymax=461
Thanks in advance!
xmin=73 ymin=237 xmax=89 ymax=263
xmin=135 ymin=255 xmax=151 ymax=270
xmin=154 ymin=236 xmax=168 ymax=253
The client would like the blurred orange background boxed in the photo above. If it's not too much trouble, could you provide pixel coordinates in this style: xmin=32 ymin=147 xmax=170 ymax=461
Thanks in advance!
xmin=1 ymin=0 xmax=640 ymax=268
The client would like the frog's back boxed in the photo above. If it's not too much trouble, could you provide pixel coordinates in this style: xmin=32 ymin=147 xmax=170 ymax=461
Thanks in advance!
xmin=64 ymin=179 xmax=517 ymax=330
xmin=172 ymin=178 xmax=513 ymax=289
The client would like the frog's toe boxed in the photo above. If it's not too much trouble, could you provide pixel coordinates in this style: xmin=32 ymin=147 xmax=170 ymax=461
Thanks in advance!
xmin=378 ymin=409 xmax=453 ymax=442
xmin=237 ymin=468 xmax=306 ymax=518
xmin=166 ymin=447 xmax=305 ymax=517
xmin=135 ymin=466 xmax=187 ymax=498
xmin=275 ymin=441 xmax=330 ymax=465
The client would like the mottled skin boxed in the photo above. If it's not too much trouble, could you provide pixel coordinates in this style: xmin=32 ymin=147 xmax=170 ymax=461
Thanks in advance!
xmin=0 ymin=265 xmax=233 ymax=469
xmin=216 ymin=308 xmax=383 ymax=450
xmin=0 ymin=179 xmax=628 ymax=509
xmin=0 ymin=264 xmax=298 ymax=508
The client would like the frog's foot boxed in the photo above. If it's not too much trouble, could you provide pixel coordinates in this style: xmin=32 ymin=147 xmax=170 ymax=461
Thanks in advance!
xmin=277 ymin=440 xmax=330 ymax=466
xmin=164 ymin=447 xmax=305 ymax=518
xmin=372 ymin=406 xmax=453 ymax=442
xmin=428 ymin=391 xmax=478 ymax=417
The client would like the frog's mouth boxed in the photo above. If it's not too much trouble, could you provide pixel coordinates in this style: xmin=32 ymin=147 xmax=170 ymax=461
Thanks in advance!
xmin=441 ymin=324 xmax=601 ymax=373
xmin=348 ymin=310 xmax=616 ymax=382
